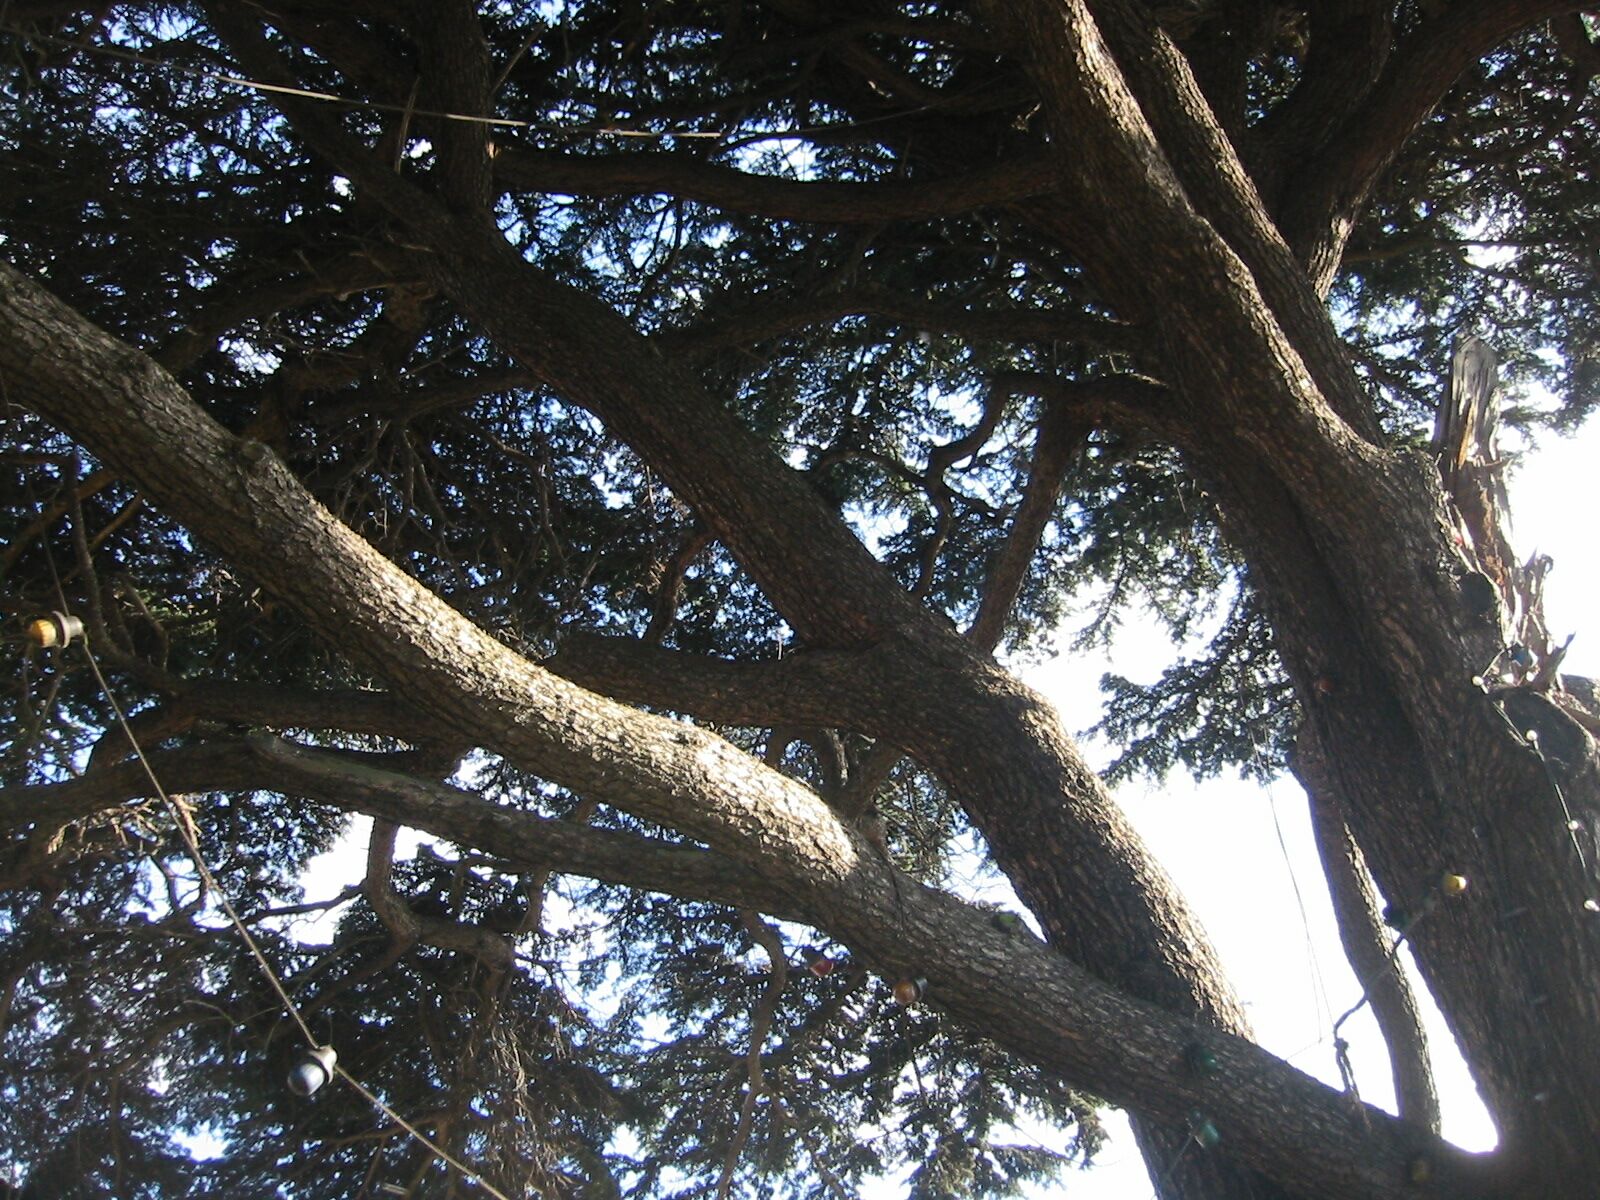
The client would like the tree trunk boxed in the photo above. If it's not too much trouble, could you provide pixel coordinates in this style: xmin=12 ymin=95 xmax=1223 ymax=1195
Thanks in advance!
xmin=6 ymin=0 xmax=1600 ymax=1193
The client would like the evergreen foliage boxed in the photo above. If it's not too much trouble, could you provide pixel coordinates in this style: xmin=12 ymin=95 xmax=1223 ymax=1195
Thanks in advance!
xmin=2 ymin=3 xmax=1598 ymax=1198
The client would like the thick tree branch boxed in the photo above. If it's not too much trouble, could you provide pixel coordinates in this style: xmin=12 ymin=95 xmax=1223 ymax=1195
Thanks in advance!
xmin=209 ymin=2 xmax=923 ymax=640
xmin=493 ymin=145 xmax=1060 ymax=224
xmin=1249 ymin=1 xmax=1393 ymax=183
xmin=0 ymin=740 xmax=1497 ymax=1200
xmin=0 ymin=256 xmax=1497 ymax=1200
xmin=86 ymin=680 xmax=446 ymax=772
xmin=6 ymin=737 xmax=790 ymax=915
xmin=983 ymin=0 xmax=1392 ymax=542
xmin=1060 ymin=0 xmax=1383 ymax=436
xmin=1190 ymin=420 xmax=1600 ymax=1185
xmin=548 ymin=633 xmax=842 ymax=729
xmin=404 ymin=0 xmax=494 ymax=214
xmin=968 ymin=399 xmax=1087 ymax=655
xmin=187 ymin=37 xmax=1285 ymax=1130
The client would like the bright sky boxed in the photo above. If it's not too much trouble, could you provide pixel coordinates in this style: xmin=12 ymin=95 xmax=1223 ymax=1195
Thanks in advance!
xmin=1020 ymin=415 xmax=1600 ymax=1196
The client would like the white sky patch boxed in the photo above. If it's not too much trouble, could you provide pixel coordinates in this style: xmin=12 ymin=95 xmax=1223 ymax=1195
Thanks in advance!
xmin=731 ymin=137 xmax=819 ymax=178
xmin=173 ymin=1125 xmax=227 ymax=1162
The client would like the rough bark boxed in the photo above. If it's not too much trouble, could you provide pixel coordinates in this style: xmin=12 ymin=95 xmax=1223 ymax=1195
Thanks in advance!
xmin=196 ymin=13 xmax=1288 ymax=1193
xmin=0 ymin=255 xmax=1505 ymax=1200
xmin=7 ymin=1 xmax=1600 ymax=1194
xmin=973 ymin=3 xmax=1600 ymax=1184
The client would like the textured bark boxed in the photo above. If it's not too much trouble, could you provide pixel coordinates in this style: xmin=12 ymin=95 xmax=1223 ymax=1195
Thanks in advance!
xmin=967 ymin=3 xmax=1600 ymax=1185
xmin=7 ymin=1 xmax=1600 ymax=1194
xmin=1187 ymin=417 xmax=1600 ymax=1193
xmin=195 ymin=15 xmax=1294 ymax=1194
xmin=0 ymin=256 xmax=1504 ymax=1200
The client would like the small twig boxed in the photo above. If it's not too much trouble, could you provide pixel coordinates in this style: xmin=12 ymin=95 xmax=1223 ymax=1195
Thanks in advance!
xmin=716 ymin=911 xmax=789 ymax=1200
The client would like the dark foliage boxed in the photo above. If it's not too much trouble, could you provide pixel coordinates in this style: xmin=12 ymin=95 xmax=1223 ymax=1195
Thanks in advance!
xmin=2 ymin=2 xmax=1597 ymax=1197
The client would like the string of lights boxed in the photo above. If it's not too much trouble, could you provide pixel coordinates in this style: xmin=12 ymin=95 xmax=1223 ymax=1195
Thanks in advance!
xmin=26 ymin=606 xmax=514 ymax=1200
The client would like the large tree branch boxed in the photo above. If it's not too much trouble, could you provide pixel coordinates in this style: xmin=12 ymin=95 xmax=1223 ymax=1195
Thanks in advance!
xmin=548 ymin=633 xmax=856 ymax=730
xmin=86 ymin=681 xmax=445 ymax=771
xmin=1189 ymin=418 xmax=1600 ymax=1185
xmin=404 ymin=0 xmax=494 ymax=214
xmin=982 ymin=0 xmax=1391 ymax=535
xmin=210 ymin=0 xmax=923 ymax=642
xmin=1248 ymin=1 xmax=1393 ymax=185
xmin=1061 ymin=0 xmax=1383 ymax=436
xmin=981 ymin=0 xmax=1534 ymax=719
xmin=967 ymin=399 xmax=1088 ymax=654
xmin=493 ymin=144 xmax=1060 ymax=223
xmin=7 ymin=736 xmax=793 ymax=916
xmin=101 ymin=34 xmax=1284 ymax=1200
xmin=0 ymin=257 xmax=1496 ymax=1200
xmin=970 ymin=13 xmax=1600 ymax=1186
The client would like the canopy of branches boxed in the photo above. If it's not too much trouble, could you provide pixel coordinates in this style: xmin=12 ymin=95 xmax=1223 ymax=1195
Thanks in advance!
xmin=2 ymin=3 xmax=1598 ymax=1199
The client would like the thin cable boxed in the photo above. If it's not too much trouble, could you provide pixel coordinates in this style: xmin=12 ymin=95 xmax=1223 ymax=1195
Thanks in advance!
xmin=1320 ymin=670 xmax=1596 ymax=1091
xmin=3 ymin=25 xmax=720 ymax=136
xmin=1149 ymin=1127 xmax=1196 ymax=1199
xmin=1484 ymin=689 xmax=1591 ymax=871
xmin=39 ymin=529 xmax=319 ymax=1044
xmin=334 ymin=1066 xmax=514 ymax=1200
xmin=77 ymin=636 xmax=322 ymax=1048
xmin=1265 ymin=776 xmax=1334 ymax=1035
xmin=7 ymin=21 xmax=977 ymax=151
xmin=5 ymin=25 xmax=939 ymax=145
xmin=1329 ymin=896 xmax=1437 ymax=1041
xmin=64 ymin=619 xmax=512 ymax=1199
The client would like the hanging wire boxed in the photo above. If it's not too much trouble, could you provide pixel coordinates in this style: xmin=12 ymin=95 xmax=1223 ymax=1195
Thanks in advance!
xmin=2 ymin=23 xmax=954 ymax=148
xmin=1149 ymin=1116 xmax=1211 ymax=1200
xmin=2 ymin=25 xmax=721 ymax=138
xmin=1264 ymin=773 xmax=1335 ymax=1036
xmin=332 ymin=1065 xmax=514 ymax=1200
xmin=77 ymin=635 xmax=515 ymax=1200
xmin=37 ymin=586 xmax=515 ymax=1199
xmin=1482 ymin=684 xmax=1591 ymax=872
xmin=77 ymin=636 xmax=322 ymax=1045
xmin=1328 ymin=891 xmax=1439 ymax=1045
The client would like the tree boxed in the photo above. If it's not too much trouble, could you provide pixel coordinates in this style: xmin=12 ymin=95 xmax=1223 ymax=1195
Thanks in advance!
xmin=2 ymin=2 xmax=1599 ymax=1196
